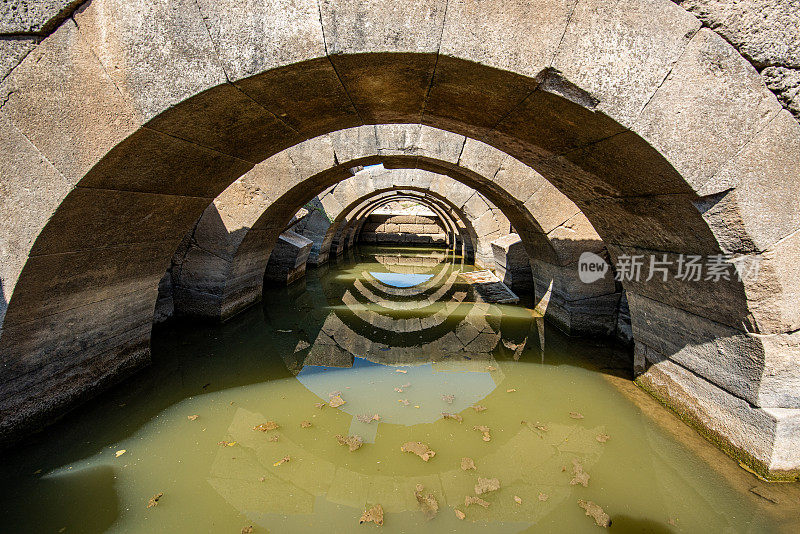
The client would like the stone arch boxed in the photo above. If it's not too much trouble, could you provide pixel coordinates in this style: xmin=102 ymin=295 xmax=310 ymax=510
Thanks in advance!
xmin=0 ymin=0 xmax=798 ymax=476
xmin=333 ymin=190 xmax=473 ymax=255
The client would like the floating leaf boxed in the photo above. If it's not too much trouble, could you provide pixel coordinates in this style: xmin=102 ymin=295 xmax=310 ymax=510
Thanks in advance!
xmin=217 ymin=441 xmax=237 ymax=447
xmin=241 ymin=527 xmax=254 ymax=534
xmin=442 ymin=412 xmax=463 ymax=423
xmin=115 ymin=450 xmax=126 ymax=458
xmin=514 ymin=496 xmax=522 ymax=504
xmin=461 ymin=457 xmax=476 ymax=471
xmin=506 ymin=388 xmax=516 ymax=393
xmin=455 ymin=509 xmax=466 ymax=520
xmin=273 ymin=455 xmax=290 ymax=466
xmin=414 ymin=484 xmax=439 ymax=520
xmin=570 ymin=458 xmax=590 ymax=487
xmin=359 ymin=504 xmax=384 ymax=526
xmin=472 ymin=405 xmax=487 ymax=412
xmin=395 ymin=369 xmax=408 ymax=374
xmin=301 ymin=421 xmax=312 ymax=428
xmin=357 ymin=413 xmax=381 ymax=424
xmin=596 ymin=433 xmax=610 ymax=443
xmin=401 ymin=442 xmax=436 ymax=461
xmin=569 ymin=412 xmax=584 ymax=419
xmin=314 ymin=402 xmax=326 ymax=409
xmin=187 ymin=415 xmax=199 ymax=421
xmin=475 ymin=477 xmax=500 ymax=495
xmin=329 ymin=395 xmax=346 ymax=408
xmin=146 ymin=492 xmax=163 ymax=509
xmin=267 ymin=435 xmax=279 ymax=442
xmin=336 ymin=434 xmax=364 ymax=452
xmin=398 ymin=399 xmax=410 ymax=406
xmin=465 ymin=496 xmax=490 ymax=508
xmin=253 ymin=421 xmax=279 ymax=432
xmin=578 ymin=500 xmax=611 ymax=528
xmin=473 ymin=425 xmax=491 ymax=442
xmin=538 ymin=493 xmax=549 ymax=502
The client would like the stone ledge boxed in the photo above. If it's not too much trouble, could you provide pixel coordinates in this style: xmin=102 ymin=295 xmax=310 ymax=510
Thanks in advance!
xmin=636 ymin=349 xmax=800 ymax=480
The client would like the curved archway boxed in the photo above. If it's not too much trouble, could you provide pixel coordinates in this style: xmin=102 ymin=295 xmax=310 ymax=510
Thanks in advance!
xmin=0 ymin=0 xmax=798 ymax=476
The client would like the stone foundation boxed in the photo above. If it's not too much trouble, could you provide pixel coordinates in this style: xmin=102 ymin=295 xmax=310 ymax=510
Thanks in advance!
xmin=264 ymin=231 xmax=313 ymax=286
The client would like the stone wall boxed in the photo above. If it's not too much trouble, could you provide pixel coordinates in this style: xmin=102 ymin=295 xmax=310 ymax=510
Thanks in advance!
xmin=2 ymin=1 xmax=796 ymax=122
xmin=358 ymin=212 xmax=448 ymax=246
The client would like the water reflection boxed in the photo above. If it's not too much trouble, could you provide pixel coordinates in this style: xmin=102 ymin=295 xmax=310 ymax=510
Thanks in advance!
xmin=0 ymin=246 xmax=794 ymax=533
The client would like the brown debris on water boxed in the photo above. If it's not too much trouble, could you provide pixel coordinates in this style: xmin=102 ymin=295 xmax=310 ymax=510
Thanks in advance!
xmin=569 ymin=411 xmax=584 ymax=419
xmin=314 ymin=402 xmax=326 ymax=409
xmin=442 ymin=412 xmax=463 ymax=423
xmin=475 ymin=477 xmax=500 ymax=495
xmin=472 ymin=405 xmax=487 ymax=412
xmin=329 ymin=395 xmax=346 ymax=408
xmin=414 ymin=484 xmax=439 ymax=520
xmin=267 ymin=435 xmax=279 ymax=442
xmin=578 ymin=500 xmax=611 ymax=527
xmin=570 ymin=458 xmax=590 ymax=487
xmin=146 ymin=492 xmax=163 ymax=508
xmin=253 ymin=421 xmax=279 ymax=432
xmin=514 ymin=496 xmax=522 ymax=504
xmin=461 ymin=457 xmax=476 ymax=471
xmin=454 ymin=509 xmax=466 ymax=520
xmin=241 ymin=527 xmax=254 ymax=534
xmin=217 ymin=440 xmax=237 ymax=447
xmin=465 ymin=496 xmax=490 ymax=508
xmin=357 ymin=413 xmax=381 ymax=424
xmin=596 ymin=433 xmax=610 ymax=443
xmin=359 ymin=504 xmax=384 ymax=526
xmin=394 ymin=387 xmax=404 ymax=393
xmin=336 ymin=434 xmax=364 ymax=452
xmin=401 ymin=441 xmax=436 ymax=461
xmin=538 ymin=492 xmax=549 ymax=502
xmin=273 ymin=455 xmax=290 ymax=466
xmin=442 ymin=394 xmax=455 ymax=404
xmin=187 ymin=414 xmax=199 ymax=421
xmin=301 ymin=421 xmax=312 ymax=428
xmin=396 ymin=369 xmax=408 ymax=374
xmin=506 ymin=388 xmax=516 ymax=393
xmin=398 ymin=399 xmax=410 ymax=406
xmin=486 ymin=365 xmax=497 ymax=371
xmin=473 ymin=425 xmax=491 ymax=442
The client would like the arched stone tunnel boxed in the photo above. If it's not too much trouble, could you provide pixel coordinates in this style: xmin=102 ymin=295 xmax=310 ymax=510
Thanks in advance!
xmin=1 ymin=0 xmax=799 ymax=481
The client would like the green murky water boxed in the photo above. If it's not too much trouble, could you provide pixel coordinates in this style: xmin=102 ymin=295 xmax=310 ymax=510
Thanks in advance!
xmin=1 ymin=246 xmax=798 ymax=533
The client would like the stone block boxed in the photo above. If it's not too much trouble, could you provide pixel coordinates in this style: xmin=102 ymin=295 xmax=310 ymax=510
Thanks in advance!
xmin=553 ymin=0 xmax=700 ymax=127
xmin=634 ymin=29 xmax=781 ymax=191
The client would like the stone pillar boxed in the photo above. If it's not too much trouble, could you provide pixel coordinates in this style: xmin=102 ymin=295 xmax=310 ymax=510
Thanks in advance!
xmin=491 ymin=233 xmax=533 ymax=293
xmin=264 ymin=231 xmax=314 ymax=286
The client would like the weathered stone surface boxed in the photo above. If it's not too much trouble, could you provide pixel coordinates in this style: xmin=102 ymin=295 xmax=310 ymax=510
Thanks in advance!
xmin=554 ymin=0 xmax=700 ymax=127
xmin=0 ymin=19 xmax=138 ymax=183
xmin=762 ymin=67 xmax=800 ymax=122
xmin=700 ymin=110 xmax=800 ymax=253
xmin=0 ymin=37 xmax=36 ymax=81
xmin=0 ymin=0 xmax=78 ymax=33
xmin=440 ymin=0 xmax=572 ymax=79
xmin=196 ymin=0 xmax=325 ymax=82
xmin=0 ymin=114 xmax=70 ymax=318
xmin=636 ymin=350 xmax=800 ymax=480
xmin=491 ymin=234 xmax=533 ymax=292
xmin=634 ymin=29 xmax=781 ymax=191
xmin=629 ymin=292 xmax=800 ymax=408
xmin=264 ymin=231 xmax=313 ymax=285
xmin=674 ymin=0 xmax=800 ymax=69
xmin=74 ymin=0 xmax=228 ymax=123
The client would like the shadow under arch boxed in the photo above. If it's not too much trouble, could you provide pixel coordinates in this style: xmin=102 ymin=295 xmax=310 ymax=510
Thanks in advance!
xmin=1 ymin=34 xmax=796 ymax=474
